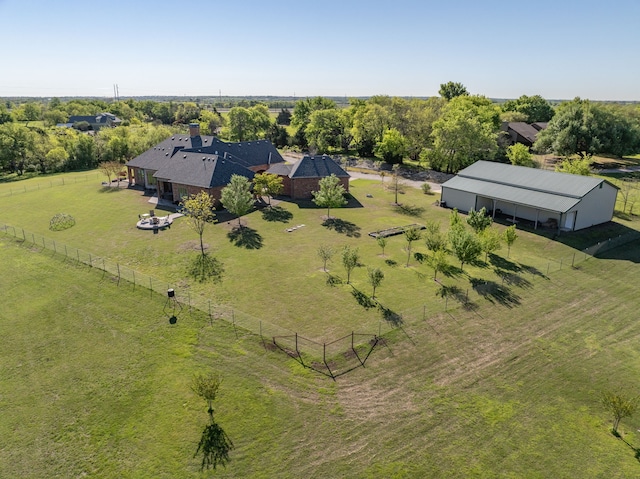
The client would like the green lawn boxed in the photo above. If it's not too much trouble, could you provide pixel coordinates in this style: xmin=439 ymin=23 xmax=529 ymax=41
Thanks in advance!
xmin=0 ymin=172 xmax=620 ymax=343
xmin=3 ymin=219 xmax=640 ymax=477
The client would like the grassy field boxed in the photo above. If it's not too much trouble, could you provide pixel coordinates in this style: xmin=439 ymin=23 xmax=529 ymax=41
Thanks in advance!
xmin=2 ymin=170 xmax=640 ymax=477
xmin=1 ymin=172 xmax=634 ymax=343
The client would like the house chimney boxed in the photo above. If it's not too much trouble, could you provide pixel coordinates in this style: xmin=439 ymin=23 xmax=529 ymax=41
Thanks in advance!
xmin=189 ymin=123 xmax=200 ymax=137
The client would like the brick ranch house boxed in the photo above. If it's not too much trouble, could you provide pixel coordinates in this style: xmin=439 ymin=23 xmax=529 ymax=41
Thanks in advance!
xmin=126 ymin=124 xmax=285 ymax=204
xmin=126 ymin=123 xmax=350 ymax=203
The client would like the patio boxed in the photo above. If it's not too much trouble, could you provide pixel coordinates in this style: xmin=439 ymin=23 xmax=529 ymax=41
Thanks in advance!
xmin=136 ymin=212 xmax=182 ymax=230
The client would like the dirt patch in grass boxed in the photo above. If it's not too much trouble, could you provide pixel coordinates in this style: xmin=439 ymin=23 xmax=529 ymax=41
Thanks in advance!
xmin=177 ymin=240 xmax=208 ymax=252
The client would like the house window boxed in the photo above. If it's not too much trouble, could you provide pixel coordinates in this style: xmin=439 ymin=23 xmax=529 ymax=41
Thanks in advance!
xmin=178 ymin=186 xmax=188 ymax=199
xmin=146 ymin=171 xmax=156 ymax=186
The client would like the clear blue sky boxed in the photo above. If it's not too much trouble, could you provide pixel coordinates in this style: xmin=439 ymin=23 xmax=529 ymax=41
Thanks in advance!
xmin=1 ymin=0 xmax=638 ymax=101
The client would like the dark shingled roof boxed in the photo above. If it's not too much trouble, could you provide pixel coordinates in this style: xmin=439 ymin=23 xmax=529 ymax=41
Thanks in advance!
xmin=531 ymin=122 xmax=548 ymax=131
xmin=192 ymin=138 xmax=284 ymax=169
xmin=153 ymin=152 xmax=255 ymax=188
xmin=288 ymin=155 xmax=349 ymax=179
xmin=507 ymin=122 xmax=540 ymax=144
xmin=127 ymin=134 xmax=284 ymax=189
xmin=265 ymin=163 xmax=293 ymax=176
xmin=126 ymin=134 xmax=217 ymax=169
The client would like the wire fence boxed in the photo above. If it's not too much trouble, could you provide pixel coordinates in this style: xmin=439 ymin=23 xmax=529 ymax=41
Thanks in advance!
xmin=3 ymin=222 xmax=639 ymax=376
xmin=0 ymin=222 xmax=388 ymax=377
xmin=0 ymin=173 xmax=103 ymax=198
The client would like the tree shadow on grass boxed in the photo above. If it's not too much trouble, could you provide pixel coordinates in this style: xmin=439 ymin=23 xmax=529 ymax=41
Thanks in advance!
xmin=493 ymin=269 xmax=533 ymax=289
xmin=351 ymin=287 xmax=377 ymax=310
xmin=195 ymin=413 xmax=234 ymax=471
xmin=188 ymin=253 xmax=224 ymax=283
xmin=470 ymin=277 xmax=521 ymax=308
xmin=394 ymin=204 xmax=425 ymax=217
xmin=261 ymin=206 xmax=293 ymax=223
xmin=519 ymin=263 xmax=548 ymax=279
xmin=379 ymin=304 xmax=404 ymax=326
xmin=227 ymin=226 xmax=263 ymax=249
xmin=322 ymin=218 xmax=361 ymax=237
xmin=489 ymin=254 xmax=523 ymax=273
xmin=326 ymin=274 xmax=343 ymax=286
xmin=385 ymin=259 xmax=398 ymax=267
xmin=436 ymin=283 xmax=479 ymax=311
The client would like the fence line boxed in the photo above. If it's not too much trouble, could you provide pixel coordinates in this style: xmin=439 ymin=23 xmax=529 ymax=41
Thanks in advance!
xmin=2 ymin=221 xmax=638 ymax=375
xmin=0 ymin=222 xmax=387 ymax=376
xmin=0 ymin=173 xmax=102 ymax=198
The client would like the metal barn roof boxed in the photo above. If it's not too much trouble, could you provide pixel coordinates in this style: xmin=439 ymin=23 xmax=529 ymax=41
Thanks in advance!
xmin=441 ymin=161 xmax=614 ymax=213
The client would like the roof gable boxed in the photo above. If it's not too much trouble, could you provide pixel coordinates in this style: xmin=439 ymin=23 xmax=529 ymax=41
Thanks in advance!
xmin=288 ymin=155 xmax=349 ymax=179
xmin=153 ymin=152 xmax=254 ymax=188
xmin=507 ymin=122 xmax=539 ymax=143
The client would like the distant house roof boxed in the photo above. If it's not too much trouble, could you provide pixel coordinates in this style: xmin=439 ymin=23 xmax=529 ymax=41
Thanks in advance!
xmin=286 ymin=155 xmax=349 ymax=179
xmin=506 ymin=122 xmax=539 ymax=145
xmin=531 ymin=122 xmax=548 ymax=131
xmin=69 ymin=112 xmax=122 ymax=125
xmin=442 ymin=160 xmax=613 ymax=213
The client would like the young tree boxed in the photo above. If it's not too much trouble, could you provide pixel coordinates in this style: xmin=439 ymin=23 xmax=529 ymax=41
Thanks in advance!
xmin=424 ymin=220 xmax=447 ymax=252
xmin=466 ymin=207 xmax=492 ymax=233
xmin=181 ymin=191 xmax=215 ymax=257
xmin=448 ymin=225 xmax=482 ymax=271
xmin=252 ymin=172 xmax=283 ymax=207
xmin=479 ymin=228 xmax=502 ymax=262
xmin=506 ymin=143 xmax=536 ymax=167
xmin=312 ymin=174 xmax=347 ymax=219
xmin=428 ymin=248 xmax=448 ymax=280
xmin=391 ymin=164 xmax=403 ymax=204
xmin=191 ymin=372 xmax=234 ymax=471
xmin=191 ymin=372 xmax=222 ymax=415
xmin=341 ymin=245 xmax=360 ymax=284
xmin=449 ymin=208 xmax=463 ymax=228
xmin=376 ymin=236 xmax=388 ymax=256
xmin=367 ymin=267 xmax=384 ymax=298
xmin=99 ymin=160 xmax=122 ymax=185
xmin=221 ymin=174 xmax=254 ymax=227
xmin=503 ymin=225 xmax=518 ymax=257
xmin=317 ymin=244 xmax=335 ymax=272
xmin=404 ymin=226 xmax=422 ymax=267
xmin=601 ymin=391 xmax=639 ymax=436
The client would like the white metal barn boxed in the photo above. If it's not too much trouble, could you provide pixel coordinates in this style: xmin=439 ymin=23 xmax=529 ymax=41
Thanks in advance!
xmin=440 ymin=161 xmax=618 ymax=231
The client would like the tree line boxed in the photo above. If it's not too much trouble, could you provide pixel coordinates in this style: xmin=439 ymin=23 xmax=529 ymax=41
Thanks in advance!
xmin=2 ymin=84 xmax=640 ymax=177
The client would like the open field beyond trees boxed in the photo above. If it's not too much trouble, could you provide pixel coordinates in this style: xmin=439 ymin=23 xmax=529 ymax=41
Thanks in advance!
xmin=2 ymin=171 xmax=640 ymax=477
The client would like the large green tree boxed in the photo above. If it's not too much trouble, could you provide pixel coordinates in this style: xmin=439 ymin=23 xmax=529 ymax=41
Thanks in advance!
xmin=305 ymin=109 xmax=344 ymax=153
xmin=376 ymin=128 xmax=407 ymax=164
xmin=439 ymin=81 xmax=468 ymax=101
xmin=0 ymin=122 xmax=37 ymax=174
xmin=226 ymin=105 xmax=271 ymax=142
xmin=502 ymin=95 xmax=555 ymax=123
xmin=534 ymin=98 xmax=640 ymax=158
xmin=429 ymin=95 xmax=500 ymax=173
